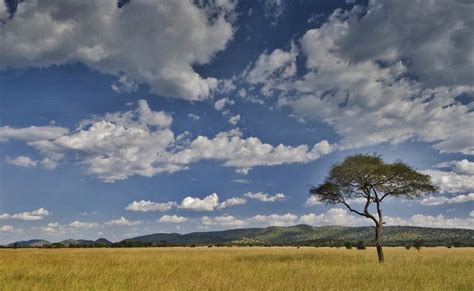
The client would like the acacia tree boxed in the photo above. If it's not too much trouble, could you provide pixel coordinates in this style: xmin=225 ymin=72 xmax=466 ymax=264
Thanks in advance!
xmin=310 ymin=154 xmax=438 ymax=263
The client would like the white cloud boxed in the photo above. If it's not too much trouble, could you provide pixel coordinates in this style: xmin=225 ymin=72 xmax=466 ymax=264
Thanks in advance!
xmin=201 ymin=215 xmax=247 ymax=227
xmin=387 ymin=214 xmax=474 ymax=229
xmin=16 ymin=100 xmax=332 ymax=181
xmin=179 ymin=193 xmax=220 ymax=211
xmin=337 ymin=0 xmax=474 ymax=88
xmin=251 ymin=213 xmax=298 ymax=226
xmin=105 ymin=216 xmax=142 ymax=226
xmin=40 ymin=158 xmax=58 ymax=170
xmin=126 ymin=200 xmax=177 ymax=212
xmin=453 ymin=159 xmax=474 ymax=176
xmin=137 ymin=100 xmax=173 ymax=128
xmin=303 ymin=196 xmax=322 ymax=207
xmin=111 ymin=75 xmax=138 ymax=94
xmin=420 ymin=193 xmax=474 ymax=206
xmin=41 ymin=222 xmax=62 ymax=233
xmin=470 ymin=211 xmax=474 ymax=218
xmin=0 ymin=126 xmax=68 ymax=142
xmin=0 ymin=0 xmax=236 ymax=100
xmin=244 ymin=192 xmax=286 ymax=202
xmin=0 ymin=208 xmax=50 ymax=221
xmin=297 ymin=208 xmax=474 ymax=229
xmin=69 ymin=221 xmax=100 ymax=229
xmin=6 ymin=155 xmax=37 ymax=168
xmin=228 ymin=114 xmax=240 ymax=125
xmin=248 ymin=5 xmax=474 ymax=156
xmin=218 ymin=197 xmax=247 ymax=209
xmin=232 ymin=179 xmax=251 ymax=184
xmin=170 ymin=129 xmax=333 ymax=175
xmin=424 ymin=170 xmax=474 ymax=193
xmin=29 ymin=100 xmax=178 ymax=182
xmin=299 ymin=208 xmax=367 ymax=226
xmin=158 ymin=215 xmax=188 ymax=223
xmin=246 ymin=45 xmax=298 ymax=96
xmin=214 ymin=97 xmax=235 ymax=111
xmin=0 ymin=225 xmax=14 ymax=232
xmin=6 ymin=156 xmax=58 ymax=170
xmin=188 ymin=113 xmax=200 ymax=121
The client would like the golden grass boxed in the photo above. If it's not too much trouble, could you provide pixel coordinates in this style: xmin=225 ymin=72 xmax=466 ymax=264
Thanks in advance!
xmin=0 ymin=247 xmax=472 ymax=290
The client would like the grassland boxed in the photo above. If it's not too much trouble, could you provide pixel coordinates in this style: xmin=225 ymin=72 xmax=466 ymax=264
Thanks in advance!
xmin=0 ymin=247 xmax=472 ymax=290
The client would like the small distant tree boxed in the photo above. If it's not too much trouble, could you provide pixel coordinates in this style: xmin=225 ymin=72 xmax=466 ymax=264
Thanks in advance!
xmin=355 ymin=240 xmax=366 ymax=250
xmin=404 ymin=244 xmax=411 ymax=250
xmin=413 ymin=239 xmax=424 ymax=251
xmin=344 ymin=242 xmax=353 ymax=249
xmin=310 ymin=154 xmax=437 ymax=263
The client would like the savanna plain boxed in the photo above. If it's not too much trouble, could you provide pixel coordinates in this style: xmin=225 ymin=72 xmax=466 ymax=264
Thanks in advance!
xmin=0 ymin=247 xmax=472 ymax=290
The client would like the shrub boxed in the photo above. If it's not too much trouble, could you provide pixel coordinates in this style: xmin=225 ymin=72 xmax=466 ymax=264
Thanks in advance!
xmin=413 ymin=239 xmax=424 ymax=251
xmin=344 ymin=242 xmax=353 ymax=249
xmin=355 ymin=241 xmax=366 ymax=250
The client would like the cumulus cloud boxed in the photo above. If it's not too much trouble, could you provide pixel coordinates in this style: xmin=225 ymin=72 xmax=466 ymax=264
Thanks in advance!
xmin=0 ymin=126 xmax=68 ymax=142
xmin=158 ymin=215 xmax=188 ymax=223
xmin=386 ymin=214 xmax=474 ymax=229
xmin=0 ymin=0 xmax=236 ymax=100
xmin=0 ymin=225 xmax=14 ymax=232
xmin=214 ymin=97 xmax=235 ymax=111
xmin=244 ymin=192 xmax=286 ymax=202
xmin=297 ymin=209 xmax=473 ymax=229
xmin=0 ymin=208 xmax=50 ymax=221
xmin=6 ymin=155 xmax=37 ymax=168
xmin=69 ymin=221 xmax=100 ymax=229
xmin=248 ymin=4 xmax=474 ymax=155
xmin=299 ymin=208 xmax=367 ymax=226
xmin=303 ymin=196 xmax=322 ymax=207
xmin=111 ymin=75 xmax=138 ymax=94
xmin=228 ymin=114 xmax=240 ymax=125
xmin=251 ymin=213 xmax=298 ymax=226
xmin=41 ymin=222 xmax=62 ymax=234
xmin=105 ymin=216 xmax=142 ymax=226
xmin=126 ymin=200 xmax=177 ymax=212
xmin=170 ymin=129 xmax=333 ymax=175
xmin=246 ymin=45 xmax=298 ymax=96
xmin=337 ymin=0 xmax=474 ymax=88
xmin=420 ymin=193 xmax=474 ymax=206
xmin=6 ymin=155 xmax=58 ymax=170
xmin=7 ymin=100 xmax=331 ymax=182
xmin=423 ymin=170 xmax=474 ymax=193
xmin=201 ymin=215 xmax=247 ymax=227
xmin=218 ymin=197 xmax=247 ymax=209
xmin=453 ymin=159 xmax=474 ymax=176
xmin=179 ymin=193 xmax=220 ymax=211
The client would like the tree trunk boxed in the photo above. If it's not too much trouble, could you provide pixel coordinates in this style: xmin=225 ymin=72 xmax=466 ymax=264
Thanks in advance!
xmin=375 ymin=224 xmax=384 ymax=263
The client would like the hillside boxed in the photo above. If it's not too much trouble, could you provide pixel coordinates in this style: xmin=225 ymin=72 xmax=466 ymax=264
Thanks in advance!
xmin=5 ymin=225 xmax=473 ymax=247
xmin=123 ymin=225 xmax=474 ymax=246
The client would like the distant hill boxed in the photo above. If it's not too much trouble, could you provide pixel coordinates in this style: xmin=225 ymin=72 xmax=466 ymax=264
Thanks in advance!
xmin=4 ymin=225 xmax=474 ymax=248
xmin=7 ymin=239 xmax=51 ymax=247
xmin=123 ymin=225 xmax=474 ymax=246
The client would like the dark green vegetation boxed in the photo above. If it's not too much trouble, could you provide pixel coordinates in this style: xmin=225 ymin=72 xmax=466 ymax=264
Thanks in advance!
xmin=5 ymin=225 xmax=473 ymax=248
xmin=310 ymin=154 xmax=438 ymax=262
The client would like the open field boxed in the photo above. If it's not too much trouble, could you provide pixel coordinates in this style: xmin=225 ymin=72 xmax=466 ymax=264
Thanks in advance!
xmin=0 ymin=247 xmax=472 ymax=290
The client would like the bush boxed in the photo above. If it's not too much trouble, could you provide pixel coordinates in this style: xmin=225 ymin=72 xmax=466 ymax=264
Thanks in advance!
xmin=344 ymin=242 xmax=353 ymax=249
xmin=355 ymin=241 xmax=366 ymax=250
xmin=405 ymin=245 xmax=411 ymax=250
xmin=413 ymin=239 xmax=424 ymax=251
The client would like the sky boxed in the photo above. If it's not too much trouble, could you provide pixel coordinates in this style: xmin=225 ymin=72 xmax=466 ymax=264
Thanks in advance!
xmin=0 ymin=0 xmax=473 ymax=244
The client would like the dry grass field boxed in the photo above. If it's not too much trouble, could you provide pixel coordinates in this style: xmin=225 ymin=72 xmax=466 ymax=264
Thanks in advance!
xmin=0 ymin=247 xmax=472 ymax=290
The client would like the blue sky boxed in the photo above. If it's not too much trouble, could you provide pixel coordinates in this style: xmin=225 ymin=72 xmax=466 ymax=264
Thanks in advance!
xmin=0 ymin=0 xmax=473 ymax=243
